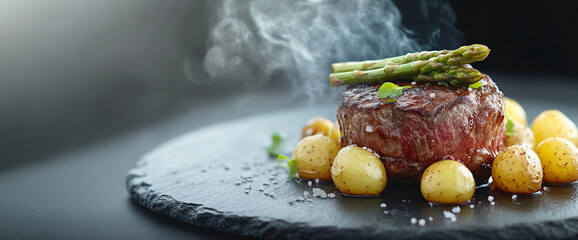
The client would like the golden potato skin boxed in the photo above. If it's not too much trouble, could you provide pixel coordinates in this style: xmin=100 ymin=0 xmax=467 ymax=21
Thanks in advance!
xmin=328 ymin=121 xmax=341 ymax=144
xmin=301 ymin=117 xmax=334 ymax=138
xmin=506 ymin=120 xmax=535 ymax=149
xmin=531 ymin=110 xmax=578 ymax=148
xmin=331 ymin=145 xmax=387 ymax=196
xmin=492 ymin=145 xmax=543 ymax=194
xmin=293 ymin=135 xmax=340 ymax=180
xmin=420 ymin=160 xmax=475 ymax=204
xmin=505 ymin=97 xmax=528 ymax=126
xmin=536 ymin=137 xmax=578 ymax=183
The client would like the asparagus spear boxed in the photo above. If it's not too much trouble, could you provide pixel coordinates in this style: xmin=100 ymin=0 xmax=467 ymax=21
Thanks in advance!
xmin=332 ymin=50 xmax=451 ymax=73
xmin=330 ymin=65 xmax=482 ymax=87
xmin=329 ymin=44 xmax=489 ymax=87
xmin=413 ymin=66 xmax=483 ymax=86
xmin=331 ymin=44 xmax=489 ymax=73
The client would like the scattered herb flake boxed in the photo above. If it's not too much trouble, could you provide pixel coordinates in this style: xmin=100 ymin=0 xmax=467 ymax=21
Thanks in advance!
xmin=278 ymin=154 xmax=298 ymax=179
xmin=266 ymin=133 xmax=284 ymax=157
xmin=377 ymin=82 xmax=411 ymax=100
xmin=506 ymin=119 xmax=516 ymax=136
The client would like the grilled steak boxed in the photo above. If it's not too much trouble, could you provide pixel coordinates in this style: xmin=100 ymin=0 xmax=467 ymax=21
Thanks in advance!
xmin=337 ymin=74 xmax=506 ymax=182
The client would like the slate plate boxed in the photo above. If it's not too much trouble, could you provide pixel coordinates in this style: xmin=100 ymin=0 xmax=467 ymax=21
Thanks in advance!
xmin=127 ymin=105 xmax=578 ymax=240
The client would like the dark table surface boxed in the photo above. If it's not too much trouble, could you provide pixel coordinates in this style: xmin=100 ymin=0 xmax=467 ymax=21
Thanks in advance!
xmin=1 ymin=72 xmax=577 ymax=239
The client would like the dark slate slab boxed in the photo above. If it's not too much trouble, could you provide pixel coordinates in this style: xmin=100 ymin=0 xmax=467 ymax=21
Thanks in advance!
xmin=127 ymin=106 xmax=578 ymax=240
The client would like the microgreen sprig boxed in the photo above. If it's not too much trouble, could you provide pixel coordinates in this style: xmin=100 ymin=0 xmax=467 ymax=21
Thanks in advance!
xmin=377 ymin=82 xmax=412 ymax=102
xmin=506 ymin=119 xmax=516 ymax=137
xmin=278 ymin=154 xmax=298 ymax=179
xmin=266 ymin=132 xmax=284 ymax=157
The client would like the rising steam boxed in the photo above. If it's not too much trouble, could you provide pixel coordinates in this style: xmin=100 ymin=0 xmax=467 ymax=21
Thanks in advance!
xmin=202 ymin=0 xmax=463 ymax=101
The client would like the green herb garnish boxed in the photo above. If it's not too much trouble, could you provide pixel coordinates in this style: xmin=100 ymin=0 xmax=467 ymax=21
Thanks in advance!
xmin=278 ymin=154 xmax=298 ymax=179
xmin=468 ymin=79 xmax=486 ymax=89
xmin=506 ymin=119 xmax=516 ymax=137
xmin=266 ymin=132 xmax=284 ymax=157
xmin=377 ymin=82 xmax=412 ymax=101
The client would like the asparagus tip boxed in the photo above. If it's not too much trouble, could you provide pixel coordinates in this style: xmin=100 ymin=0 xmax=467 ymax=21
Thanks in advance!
xmin=329 ymin=74 xmax=344 ymax=87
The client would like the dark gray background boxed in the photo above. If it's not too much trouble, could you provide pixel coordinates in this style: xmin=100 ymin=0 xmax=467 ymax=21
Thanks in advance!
xmin=1 ymin=0 xmax=577 ymax=239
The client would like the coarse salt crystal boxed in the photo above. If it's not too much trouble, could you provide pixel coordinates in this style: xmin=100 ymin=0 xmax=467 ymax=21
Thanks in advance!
xmin=303 ymin=191 xmax=310 ymax=197
xmin=308 ymin=181 xmax=312 ymax=187
xmin=470 ymin=204 xmax=475 ymax=209
xmin=365 ymin=125 xmax=373 ymax=132
xmin=544 ymin=186 xmax=550 ymax=192
xmin=443 ymin=211 xmax=457 ymax=222
xmin=411 ymin=81 xmax=417 ymax=85
xmin=511 ymin=195 xmax=518 ymax=200
xmin=452 ymin=206 xmax=461 ymax=214
xmin=490 ymin=202 xmax=496 ymax=206
xmin=429 ymin=93 xmax=436 ymax=98
xmin=327 ymin=193 xmax=336 ymax=198
xmin=314 ymin=178 xmax=320 ymax=184
xmin=418 ymin=219 xmax=426 ymax=226
xmin=488 ymin=195 xmax=494 ymax=202
xmin=380 ymin=203 xmax=387 ymax=208
xmin=428 ymin=216 xmax=433 ymax=221
xmin=410 ymin=218 xmax=417 ymax=224
xmin=312 ymin=188 xmax=327 ymax=198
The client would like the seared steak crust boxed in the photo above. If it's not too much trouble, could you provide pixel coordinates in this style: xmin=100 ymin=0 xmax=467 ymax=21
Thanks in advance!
xmin=337 ymin=75 xmax=506 ymax=182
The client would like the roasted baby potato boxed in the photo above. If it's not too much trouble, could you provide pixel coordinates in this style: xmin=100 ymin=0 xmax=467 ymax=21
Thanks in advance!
xmin=420 ymin=160 xmax=475 ymax=204
xmin=293 ymin=135 xmax=340 ymax=180
xmin=328 ymin=121 xmax=341 ymax=144
xmin=531 ymin=110 xmax=578 ymax=148
xmin=505 ymin=97 xmax=528 ymax=126
xmin=506 ymin=120 xmax=535 ymax=149
xmin=535 ymin=137 xmax=578 ymax=183
xmin=331 ymin=145 xmax=387 ymax=196
xmin=492 ymin=145 xmax=543 ymax=194
xmin=301 ymin=117 xmax=334 ymax=138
